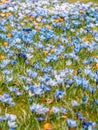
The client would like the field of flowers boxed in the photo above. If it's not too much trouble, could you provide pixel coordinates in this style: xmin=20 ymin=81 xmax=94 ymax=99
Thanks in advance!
xmin=0 ymin=0 xmax=98 ymax=130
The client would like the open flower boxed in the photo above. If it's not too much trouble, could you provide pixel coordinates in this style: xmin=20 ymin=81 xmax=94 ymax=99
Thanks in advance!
xmin=54 ymin=90 xmax=65 ymax=100
xmin=66 ymin=119 xmax=77 ymax=128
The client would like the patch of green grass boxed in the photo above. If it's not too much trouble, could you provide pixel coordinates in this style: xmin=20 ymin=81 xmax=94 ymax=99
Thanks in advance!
xmin=69 ymin=0 xmax=98 ymax=4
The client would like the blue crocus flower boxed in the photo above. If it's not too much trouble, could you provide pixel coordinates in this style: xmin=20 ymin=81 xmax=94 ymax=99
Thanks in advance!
xmin=82 ymin=120 xmax=89 ymax=129
xmin=75 ymin=77 xmax=82 ymax=86
xmin=66 ymin=85 xmax=71 ymax=89
xmin=8 ymin=121 xmax=17 ymax=129
xmin=2 ymin=70 xmax=12 ymax=75
xmin=16 ymin=52 xmax=27 ymax=60
xmin=96 ymin=78 xmax=98 ymax=85
xmin=82 ymin=96 xmax=87 ymax=105
xmin=0 ymin=115 xmax=8 ymax=121
xmin=43 ymin=86 xmax=50 ymax=92
xmin=26 ymin=69 xmax=37 ymax=79
xmin=30 ymin=103 xmax=49 ymax=114
xmin=8 ymin=87 xmax=19 ymax=93
xmin=77 ymin=69 xmax=81 ymax=74
xmin=82 ymin=96 xmax=87 ymax=102
xmin=82 ymin=85 xmax=88 ymax=90
xmin=41 ymin=84 xmax=51 ymax=92
xmin=96 ymin=70 xmax=98 ymax=75
xmin=29 ymin=85 xmax=43 ymax=96
xmin=32 ymin=60 xmax=40 ymax=69
xmin=0 ymin=59 xmax=10 ymax=68
xmin=22 ymin=28 xmax=32 ymax=32
xmin=37 ymin=116 xmax=44 ymax=121
xmin=44 ymin=74 xmax=51 ymax=81
xmin=40 ymin=27 xmax=54 ymax=40
xmin=94 ymin=32 xmax=98 ymax=41
xmin=0 ymin=93 xmax=15 ymax=106
xmin=76 ymin=112 xmax=83 ymax=120
xmin=74 ymin=46 xmax=80 ymax=53
xmin=72 ymin=100 xmax=79 ymax=107
xmin=52 ymin=107 xmax=60 ymax=114
xmin=11 ymin=60 xmax=16 ymax=66
xmin=60 ymin=107 xmax=67 ymax=114
xmin=89 ymin=87 xmax=96 ymax=93
xmin=66 ymin=119 xmax=77 ymax=128
xmin=54 ymin=90 xmax=64 ymax=100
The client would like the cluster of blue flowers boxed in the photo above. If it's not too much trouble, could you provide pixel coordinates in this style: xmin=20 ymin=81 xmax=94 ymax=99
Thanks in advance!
xmin=0 ymin=0 xmax=98 ymax=129
xmin=0 ymin=93 xmax=15 ymax=106
xmin=0 ymin=114 xmax=17 ymax=130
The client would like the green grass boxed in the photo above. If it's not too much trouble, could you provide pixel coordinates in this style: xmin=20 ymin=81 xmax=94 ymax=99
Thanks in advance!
xmin=69 ymin=0 xmax=98 ymax=3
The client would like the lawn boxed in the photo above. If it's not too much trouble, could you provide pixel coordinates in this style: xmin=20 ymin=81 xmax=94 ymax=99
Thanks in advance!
xmin=0 ymin=0 xmax=98 ymax=130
